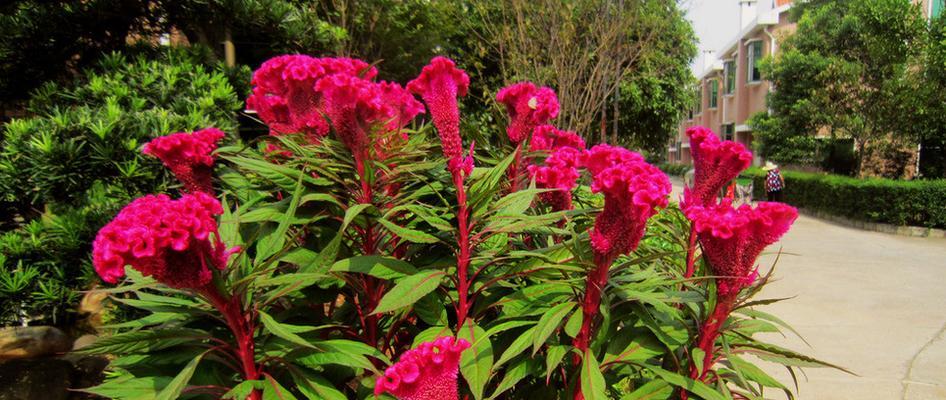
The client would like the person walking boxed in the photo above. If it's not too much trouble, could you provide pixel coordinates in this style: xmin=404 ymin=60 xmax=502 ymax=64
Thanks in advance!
xmin=763 ymin=161 xmax=785 ymax=202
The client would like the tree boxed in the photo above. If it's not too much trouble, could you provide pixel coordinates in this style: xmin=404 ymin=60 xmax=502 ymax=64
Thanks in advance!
xmin=758 ymin=0 xmax=927 ymax=177
xmin=463 ymin=0 xmax=695 ymax=143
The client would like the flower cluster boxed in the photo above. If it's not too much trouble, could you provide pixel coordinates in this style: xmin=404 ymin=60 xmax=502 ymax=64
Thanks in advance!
xmin=496 ymin=82 xmax=560 ymax=144
xmin=585 ymin=145 xmax=672 ymax=261
xmin=686 ymin=200 xmax=798 ymax=296
xmin=407 ymin=57 xmax=472 ymax=175
xmin=246 ymin=55 xmax=422 ymax=150
xmin=375 ymin=337 xmax=471 ymax=400
xmin=142 ymin=128 xmax=224 ymax=194
xmin=682 ymin=126 xmax=753 ymax=208
xmin=529 ymin=124 xmax=585 ymax=153
xmin=92 ymin=193 xmax=236 ymax=289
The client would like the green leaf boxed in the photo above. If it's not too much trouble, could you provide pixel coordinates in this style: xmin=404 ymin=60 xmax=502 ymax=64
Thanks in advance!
xmin=564 ymin=308 xmax=583 ymax=338
xmin=263 ymin=374 xmax=298 ymax=400
xmin=81 ymin=375 xmax=172 ymax=399
xmin=728 ymin=355 xmax=788 ymax=390
xmin=299 ymin=233 xmax=342 ymax=274
xmin=256 ymin=175 xmax=304 ymax=264
xmin=580 ymin=349 xmax=607 ymax=400
xmin=259 ymin=310 xmax=315 ymax=349
xmin=155 ymin=351 xmax=207 ymax=400
xmin=74 ymin=328 xmax=208 ymax=355
xmin=343 ymin=203 xmax=372 ymax=228
xmin=621 ymin=380 xmax=673 ymax=400
xmin=644 ymin=366 xmax=728 ymax=400
xmin=545 ymin=345 xmax=568 ymax=383
xmin=458 ymin=320 xmax=493 ymax=400
xmin=488 ymin=359 xmax=531 ymax=399
xmin=330 ymin=256 xmax=418 ymax=280
xmin=222 ymin=380 xmax=263 ymax=400
xmin=293 ymin=339 xmax=383 ymax=371
xmin=414 ymin=292 xmax=448 ymax=325
xmin=493 ymin=326 xmax=536 ymax=370
xmin=532 ymin=302 xmax=575 ymax=354
xmin=378 ymin=218 xmax=440 ymax=243
xmin=289 ymin=368 xmax=347 ymax=400
xmin=372 ymin=270 xmax=445 ymax=314
xmin=602 ymin=330 xmax=665 ymax=366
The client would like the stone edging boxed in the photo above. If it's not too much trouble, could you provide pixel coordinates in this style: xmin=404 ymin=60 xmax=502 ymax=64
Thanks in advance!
xmin=798 ymin=208 xmax=946 ymax=239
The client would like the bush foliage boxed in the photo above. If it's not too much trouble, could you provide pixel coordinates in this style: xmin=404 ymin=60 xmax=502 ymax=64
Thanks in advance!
xmin=0 ymin=49 xmax=243 ymax=325
xmin=743 ymin=168 xmax=946 ymax=228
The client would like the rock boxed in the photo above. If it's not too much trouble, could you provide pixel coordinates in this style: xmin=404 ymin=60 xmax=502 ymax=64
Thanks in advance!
xmin=0 ymin=358 xmax=72 ymax=400
xmin=70 ymin=335 xmax=98 ymax=352
xmin=77 ymin=291 xmax=108 ymax=332
xmin=0 ymin=326 xmax=72 ymax=361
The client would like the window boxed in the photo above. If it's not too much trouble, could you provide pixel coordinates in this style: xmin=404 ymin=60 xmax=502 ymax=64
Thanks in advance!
xmin=709 ymin=80 xmax=718 ymax=108
xmin=723 ymin=124 xmax=734 ymax=141
xmin=747 ymin=40 xmax=763 ymax=83
xmin=934 ymin=0 xmax=943 ymax=19
xmin=724 ymin=60 xmax=735 ymax=94
xmin=694 ymin=86 xmax=702 ymax=114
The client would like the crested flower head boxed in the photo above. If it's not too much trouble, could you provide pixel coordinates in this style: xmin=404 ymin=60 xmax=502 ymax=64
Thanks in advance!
xmin=379 ymin=81 xmax=425 ymax=133
xmin=314 ymin=73 xmax=387 ymax=156
xmin=92 ymin=193 xmax=238 ymax=289
xmin=496 ymin=82 xmax=560 ymax=144
xmin=529 ymin=124 xmax=585 ymax=152
xmin=685 ymin=200 xmax=797 ymax=296
xmin=407 ymin=57 xmax=471 ymax=174
xmin=683 ymin=126 xmax=753 ymax=208
xmin=246 ymin=55 xmax=378 ymax=142
xmin=143 ymin=128 xmax=224 ymax=194
xmin=529 ymin=146 xmax=584 ymax=211
xmin=375 ymin=336 xmax=471 ymax=400
xmin=585 ymin=145 xmax=671 ymax=261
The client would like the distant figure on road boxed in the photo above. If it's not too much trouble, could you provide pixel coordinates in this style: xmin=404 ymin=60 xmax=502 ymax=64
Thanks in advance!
xmin=763 ymin=161 xmax=785 ymax=202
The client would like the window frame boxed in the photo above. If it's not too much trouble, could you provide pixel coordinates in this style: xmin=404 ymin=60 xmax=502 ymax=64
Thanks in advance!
xmin=746 ymin=40 xmax=763 ymax=83
xmin=722 ymin=123 xmax=735 ymax=141
xmin=709 ymin=79 xmax=719 ymax=109
xmin=694 ymin=85 xmax=702 ymax=115
xmin=723 ymin=60 xmax=736 ymax=95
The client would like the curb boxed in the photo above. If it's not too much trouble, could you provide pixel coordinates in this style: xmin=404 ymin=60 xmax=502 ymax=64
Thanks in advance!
xmin=798 ymin=208 xmax=946 ymax=239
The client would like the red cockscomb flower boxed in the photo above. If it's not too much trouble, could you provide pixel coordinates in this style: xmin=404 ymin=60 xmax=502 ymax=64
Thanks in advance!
xmin=585 ymin=145 xmax=672 ymax=261
xmin=408 ymin=57 xmax=471 ymax=175
xmin=685 ymin=200 xmax=797 ymax=296
xmin=495 ymin=82 xmax=560 ymax=144
xmin=92 ymin=193 xmax=238 ymax=289
xmin=379 ymin=81 xmax=425 ymax=134
xmin=142 ymin=128 xmax=224 ymax=194
xmin=314 ymin=73 xmax=388 ymax=157
xmin=683 ymin=126 xmax=753 ymax=209
xmin=529 ymin=124 xmax=585 ymax=153
xmin=375 ymin=337 xmax=471 ymax=400
xmin=529 ymin=146 xmax=584 ymax=211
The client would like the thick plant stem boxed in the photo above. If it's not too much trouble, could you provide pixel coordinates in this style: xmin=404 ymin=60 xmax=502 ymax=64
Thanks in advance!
xmin=681 ymin=293 xmax=736 ymax=400
xmin=573 ymin=253 xmax=615 ymax=361
xmin=507 ymin=142 xmax=523 ymax=193
xmin=684 ymin=225 xmax=698 ymax=279
xmin=453 ymin=170 xmax=472 ymax=328
xmin=200 ymin=284 xmax=260 ymax=400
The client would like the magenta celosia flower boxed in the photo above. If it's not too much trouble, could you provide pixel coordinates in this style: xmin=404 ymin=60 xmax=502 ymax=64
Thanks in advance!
xmin=246 ymin=55 xmax=379 ymax=142
xmin=529 ymin=125 xmax=585 ymax=153
xmin=314 ymin=73 xmax=388 ymax=157
xmin=686 ymin=200 xmax=798 ymax=296
xmin=407 ymin=57 xmax=471 ymax=174
xmin=529 ymin=146 xmax=584 ymax=211
xmin=683 ymin=126 xmax=753 ymax=209
xmin=92 ymin=193 xmax=238 ymax=289
xmin=142 ymin=128 xmax=224 ymax=194
xmin=375 ymin=337 xmax=471 ymax=400
xmin=379 ymin=81 xmax=425 ymax=133
xmin=585 ymin=145 xmax=672 ymax=261
xmin=496 ymin=82 xmax=560 ymax=144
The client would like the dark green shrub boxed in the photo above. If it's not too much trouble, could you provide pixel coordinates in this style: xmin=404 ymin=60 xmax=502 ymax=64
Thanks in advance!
xmin=743 ymin=167 xmax=946 ymax=228
xmin=0 ymin=49 xmax=243 ymax=326
xmin=657 ymin=162 xmax=690 ymax=177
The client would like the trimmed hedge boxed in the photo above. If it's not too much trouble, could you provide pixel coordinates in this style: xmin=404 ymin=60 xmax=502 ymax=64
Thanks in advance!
xmin=742 ymin=167 xmax=946 ymax=229
xmin=658 ymin=163 xmax=691 ymax=177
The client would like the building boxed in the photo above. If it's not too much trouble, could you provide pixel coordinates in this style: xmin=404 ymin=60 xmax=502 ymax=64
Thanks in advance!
xmin=668 ymin=0 xmax=794 ymax=165
xmin=667 ymin=0 xmax=944 ymax=165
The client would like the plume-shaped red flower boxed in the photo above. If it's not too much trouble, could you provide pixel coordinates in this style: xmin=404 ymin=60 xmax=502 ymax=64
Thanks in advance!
xmin=92 ymin=193 xmax=238 ymax=288
xmin=585 ymin=145 xmax=672 ymax=261
xmin=496 ymin=82 xmax=560 ymax=144
xmin=143 ymin=128 xmax=224 ymax=194
xmin=686 ymin=200 xmax=797 ymax=295
xmin=407 ymin=57 xmax=471 ymax=175
xmin=683 ymin=126 xmax=753 ymax=208
xmin=375 ymin=337 xmax=471 ymax=400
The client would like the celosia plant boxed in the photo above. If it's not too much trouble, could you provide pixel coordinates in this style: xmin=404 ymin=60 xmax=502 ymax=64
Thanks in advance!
xmin=80 ymin=56 xmax=841 ymax=400
xmin=376 ymin=337 xmax=471 ymax=400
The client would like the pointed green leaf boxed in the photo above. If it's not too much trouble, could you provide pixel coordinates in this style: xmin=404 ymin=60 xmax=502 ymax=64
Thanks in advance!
xmin=580 ymin=349 xmax=607 ymax=400
xmin=458 ymin=320 xmax=493 ymax=400
xmin=532 ymin=302 xmax=575 ymax=354
xmin=259 ymin=310 xmax=315 ymax=349
xmin=330 ymin=256 xmax=418 ymax=279
xmin=494 ymin=326 xmax=536 ymax=370
xmin=155 ymin=351 xmax=207 ymax=400
xmin=372 ymin=270 xmax=445 ymax=314
xmin=378 ymin=218 xmax=440 ymax=243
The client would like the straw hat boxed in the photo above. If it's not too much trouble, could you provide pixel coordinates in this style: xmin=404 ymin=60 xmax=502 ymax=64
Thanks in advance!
xmin=762 ymin=161 xmax=778 ymax=171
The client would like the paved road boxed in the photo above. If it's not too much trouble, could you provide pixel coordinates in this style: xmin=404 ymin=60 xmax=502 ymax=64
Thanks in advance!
xmin=669 ymin=178 xmax=946 ymax=399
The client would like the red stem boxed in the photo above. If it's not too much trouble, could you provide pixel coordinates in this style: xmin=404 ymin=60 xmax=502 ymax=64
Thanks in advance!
xmin=572 ymin=253 xmax=615 ymax=363
xmin=681 ymin=293 xmax=736 ymax=400
xmin=453 ymin=170 xmax=473 ymax=328
xmin=199 ymin=285 xmax=260 ymax=400
xmin=507 ymin=143 xmax=523 ymax=193
xmin=684 ymin=224 xmax=698 ymax=279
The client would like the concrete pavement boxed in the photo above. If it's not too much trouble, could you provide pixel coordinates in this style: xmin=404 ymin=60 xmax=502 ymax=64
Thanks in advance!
xmin=669 ymin=178 xmax=946 ymax=399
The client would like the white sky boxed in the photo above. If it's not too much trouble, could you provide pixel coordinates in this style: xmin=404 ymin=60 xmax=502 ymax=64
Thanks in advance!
xmin=682 ymin=0 xmax=742 ymax=75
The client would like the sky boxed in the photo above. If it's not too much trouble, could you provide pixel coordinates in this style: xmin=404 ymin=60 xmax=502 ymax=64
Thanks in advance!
xmin=683 ymin=0 xmax=742 ymax=75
